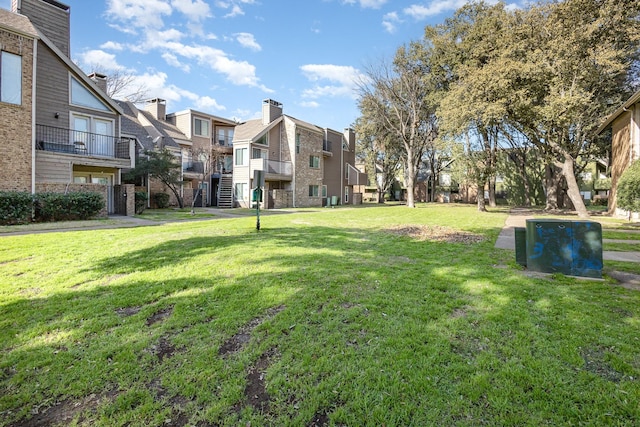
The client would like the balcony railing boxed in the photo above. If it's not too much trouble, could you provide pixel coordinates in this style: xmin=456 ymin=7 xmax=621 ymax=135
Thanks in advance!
xmin=216 ymin=136 xmax=233 ymax=147
xmin=250 ymin=158 xmax=293 ymax=177
xmin=183 ymin=161 xmax=205 ymax=173
xmin=323 ymin=140 xmax=332 ymax=152
xmin=36 ymin=124 xmax=130 ymax=159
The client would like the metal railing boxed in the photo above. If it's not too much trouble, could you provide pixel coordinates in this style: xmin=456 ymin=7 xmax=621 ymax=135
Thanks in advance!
xmin=250 ymin=158 xmax=293 ymax=176
xmin=35 ymin=124 xmax=130 ymax=159
xmin=216 ymin=136 xmax=233 ymax=147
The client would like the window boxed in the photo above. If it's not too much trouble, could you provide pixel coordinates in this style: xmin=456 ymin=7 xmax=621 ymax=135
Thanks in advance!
xmin=70 ymin=77 xmax=110 ymax=111
xmin=345 ymin=163 xmax=350 ymax=179
xmin=235 ymin=183 xmax=247 ymax=201
xmin=194 ymin=118 xmax=209 ymax=137
xmin=309 ymin=185 xmax=320 ymax=197
xmin=255 ymin=133 xmax=268 ymax=146
xmin=322 ymin=185 xmax=327 ymax=198
xmin=71 ymin=113 xmax=114 ymax=156
xmin=252 ymin=148 xmax=266 ymax=159
xmin=296 ymin=133 xmax=300 ymax=154
xmin=217 ymin=127 xmax=233 ymax=146
xmin=235 ymin=148 xmax=248 ymax=166
xmin=1 ymin=51 xmax=21 ymax=105
xmin=309 ymin=155 xmax=320 ymax=168
xmin=345 ymin=186 xmax=349 ymax=203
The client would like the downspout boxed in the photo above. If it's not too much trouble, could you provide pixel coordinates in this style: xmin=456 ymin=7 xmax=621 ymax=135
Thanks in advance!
xmin=31 ymin=37 xmax=37 ymax=194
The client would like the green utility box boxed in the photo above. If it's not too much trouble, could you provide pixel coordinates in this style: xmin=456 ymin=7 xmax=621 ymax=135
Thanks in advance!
xmin=525 ymin=219 xmax=603 ymax=278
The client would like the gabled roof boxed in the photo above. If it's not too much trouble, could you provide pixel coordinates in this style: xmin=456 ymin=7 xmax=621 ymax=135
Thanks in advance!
xmin=233 ymin=116 xmax=283 ymax=143
xmin=0 ymin=8 xmax=38 ymax=38
xmin=232 ymin=113 xmax=325 ymax=144
xmin=597 ymin=89 xmax=640 ymax=134
xmin=0 ymin=6 xmax=123 ymax=115
xmin=167 ymin=108 xmax=238 ymax=126
xmin=115 ymin=100 xmax=189 ymax=151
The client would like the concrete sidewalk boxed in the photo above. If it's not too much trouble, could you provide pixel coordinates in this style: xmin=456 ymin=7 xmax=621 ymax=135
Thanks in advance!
xmin=495 ymin=214 xmax=640 ymax=263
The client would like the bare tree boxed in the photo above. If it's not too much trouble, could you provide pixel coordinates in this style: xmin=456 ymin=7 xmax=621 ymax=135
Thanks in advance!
xmin=85 ymin=64 xmax=148 ymax=103
xmin=357 ymin=43 xmax=438 ymax=208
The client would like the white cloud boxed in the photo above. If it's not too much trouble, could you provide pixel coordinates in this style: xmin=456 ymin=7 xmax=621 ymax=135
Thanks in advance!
xmin=196 ymin=96 xmax=225 ymax=111
xmin=77 ymin=49 xmax=127 ymax=70
xmin=224 ymin=5 xmax=244 ymax=17
xmin=342 ymin=0 xmax=387 ymax=8
xmin=162 ymin=53 xmax=191 ymax=72
xmin=382 ymin=11 xmax=401 ymax=33
xmin=235 ymin=32 xmax=261 ymax=51
xmin=106 ymin=0 xmax=173 ymax=29
xmin=171 ymin=0 xmax=211 ymax=21
xmin=165 ymin=42 xmax=272 ymax=92
xmin=100 ymin=41 xmax=125 ymax=51
xmin=132 ymin=71 xmax=199 ymax=105
xmin=301 ymin=101 xmax=320 ymax=108
xmin=300 ymin=64 xmax=365 ymax=99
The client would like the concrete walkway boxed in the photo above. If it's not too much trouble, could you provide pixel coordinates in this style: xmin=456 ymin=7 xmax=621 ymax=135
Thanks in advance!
xmin=495 ymin=213 xmax=640 ymax=263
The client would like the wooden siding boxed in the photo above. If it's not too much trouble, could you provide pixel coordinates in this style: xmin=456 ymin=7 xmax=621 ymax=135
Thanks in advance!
xmin=608 ymin=112 xmax=631 ymax=213
xmin=18 ymin=0 xmax=70 ymax=57
xmin=35 ymin=151 xmax=72 ymax=183
xmin=35 ymin=43 xmax=119 ymax=134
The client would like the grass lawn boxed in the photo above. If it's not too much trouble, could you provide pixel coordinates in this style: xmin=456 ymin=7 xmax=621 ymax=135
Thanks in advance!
xmin=1 ymin=205 xmax=639 ymax=426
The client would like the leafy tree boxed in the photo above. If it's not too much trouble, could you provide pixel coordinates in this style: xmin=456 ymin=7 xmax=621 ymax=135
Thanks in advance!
xmin=125 ymin=148 xmax=185 ymax=208
xmin=189 ymin=146 xmax=223 ymax=214
xmin=616 ymin=161 xmax=640 ymax=220
xmin=357 ymin=43 xmax=438 ymax=208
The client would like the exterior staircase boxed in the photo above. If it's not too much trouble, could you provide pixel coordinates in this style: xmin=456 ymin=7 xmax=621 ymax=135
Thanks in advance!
xmin=218 ymin=174 xmax=234 ymax=208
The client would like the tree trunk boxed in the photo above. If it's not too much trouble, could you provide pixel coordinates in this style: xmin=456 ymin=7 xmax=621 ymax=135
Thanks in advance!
xmin=405 ymin=148 xmax=416 ymax=208
xmin=544 ymin=164 xmax=560 ymax=210
xmin=560 ymin=157 xmax=589 ymax=219
xmin=488 ymin=176 xmax=496 ymax=207
xmin=477 ymin=183 xmax=487 ymax=212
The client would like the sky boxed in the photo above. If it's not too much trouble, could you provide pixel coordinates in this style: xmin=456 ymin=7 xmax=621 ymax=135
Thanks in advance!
xmin=2 ymin=0 xmax=524 ymax=131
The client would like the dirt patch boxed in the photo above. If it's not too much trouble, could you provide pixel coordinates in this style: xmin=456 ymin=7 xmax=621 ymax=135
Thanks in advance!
xmin=148 ymin=335 xmax=178 ymax=362
xmin=218 ymin=305 xmax=285 ymax=357
xmin=11 ymin=390 xmax=119 ymax=427
xmin=385 ymin=225 xmax=485 ymax=244
xmin=307 ymin=409 xmax=329 ymax=427
xmin=581 ymin=346 xmax=625 ymax=382
xmin=245 ymin=349 xmax=278 ymax=414
xmin=115 ymin=306 xmax=142 ymax=317
xmin=451 ymin=306 xmax=469 ymax=318
xmin=146 ymin=305 xmax=174 ymax=326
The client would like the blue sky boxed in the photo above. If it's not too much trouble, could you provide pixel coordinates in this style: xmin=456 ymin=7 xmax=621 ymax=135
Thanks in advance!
xmin=2 ymin=0 xmax=523 ymax=131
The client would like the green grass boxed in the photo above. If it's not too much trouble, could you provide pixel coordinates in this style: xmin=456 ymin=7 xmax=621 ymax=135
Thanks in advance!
xmin=1 ymin=205 xmax=639 ymax=426
xmin=135 ymin=208 xmax=218 ymax=221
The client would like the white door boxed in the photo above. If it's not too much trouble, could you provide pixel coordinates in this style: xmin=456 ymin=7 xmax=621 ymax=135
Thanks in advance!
xmin=94 ymin=119 xmax=112 ymax=156
xmin=73 ymin=116 xmax=90 ymax=145
xmin=92 ymin=175 xmax=114 ymax=213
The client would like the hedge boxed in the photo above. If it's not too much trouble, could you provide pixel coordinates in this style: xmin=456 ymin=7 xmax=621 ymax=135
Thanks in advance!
xmin=135 ymin=191 xmax=148 ymax=214
xmin=34 ymin=192 xmax=104 ymax=222
xmin=0 ymin=191 xmax=33 ymax=225
xmin=154 ymin=192 xmax=170 ymax=209
xmin=617 ymin=160 xmax=640 ymax=215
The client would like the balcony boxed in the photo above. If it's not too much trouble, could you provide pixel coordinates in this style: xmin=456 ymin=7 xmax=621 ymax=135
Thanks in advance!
xmin=216 ymin=136 xmax=233 ymax=147
xmin=250 ymin=158 xmax=293 ymax=181
xmin=36 ymin=124 xmax=130 ymax=159
xmin=322 ymin=140 xmax=333 ymax=155
xmin=184 ymin=161 xmax=205 ymax=174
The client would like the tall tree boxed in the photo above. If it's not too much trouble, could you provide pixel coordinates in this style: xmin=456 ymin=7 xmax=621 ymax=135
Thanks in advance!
xmin=357 ymin=43 xmax=438 ymax=208
xmin=507 ymin=0 xmax=640 ymax=217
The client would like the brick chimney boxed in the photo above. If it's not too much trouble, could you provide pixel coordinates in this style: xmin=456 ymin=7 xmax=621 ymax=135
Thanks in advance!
xmin=145 ymin=98 xmax=166 ymax=121
xmin=262 ymin=99 xmax=283 ymax=125
xmin=88 ymin=72 xmax=108 ymax=94
xmin=14 ymin=0 xmax=71 ymax=57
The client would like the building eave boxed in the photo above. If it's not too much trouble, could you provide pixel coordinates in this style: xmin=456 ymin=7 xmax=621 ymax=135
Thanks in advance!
xmin=597 ymin=90 xmax=640 ymax=134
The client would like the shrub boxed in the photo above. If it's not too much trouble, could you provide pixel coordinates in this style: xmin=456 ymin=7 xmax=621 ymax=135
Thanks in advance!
xmin=34 ymin=192 xmax=104 ymax=222
xmin=153 ymin=192 xmax=170 ymax=209
xmin=0 ymin=191 xmax=33 ymax=225
xmin=616 ymin=161 xmax=640 ymax=217
xmin=592 ymin=197 xmax=608 ymax=206
xmin=135 ymin=191 xmax=148 ymax=214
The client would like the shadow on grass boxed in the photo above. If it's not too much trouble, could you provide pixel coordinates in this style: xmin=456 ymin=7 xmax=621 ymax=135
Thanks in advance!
xmin=2 ymin=219 xmax=639 ymax=425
